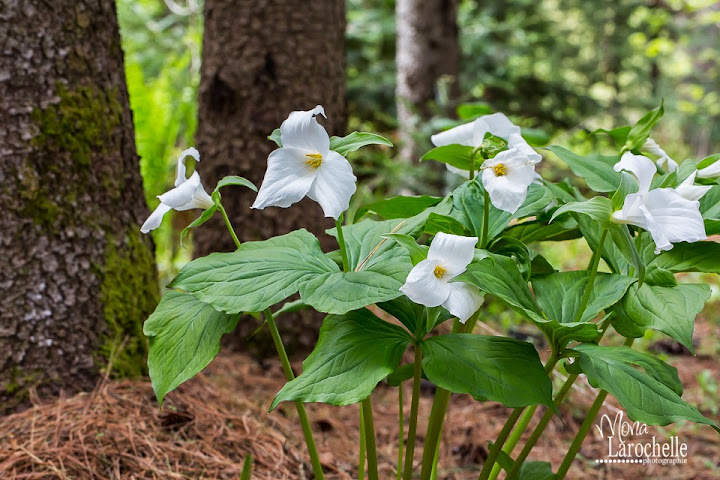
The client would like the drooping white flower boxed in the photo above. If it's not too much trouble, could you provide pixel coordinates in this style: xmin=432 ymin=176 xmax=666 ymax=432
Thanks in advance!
xmin=431 ymin=113 xmax=542 ymax=214
xmin=675 ymin=171 xmax=711 ymax=201
xmin=141 ymin=148 xmax=214 ymax=234
xmin=643 ymin=138 xmax=678 ymax=172
xmin=252 ymin=105 xmax=357 ymax=220
xmin=612 ymin=152 xmax=706 ymax=253
xmin=400 ymin=232 xmax=484 ymax=323
xmin=697 ymin=158 xmax=720 ymax=179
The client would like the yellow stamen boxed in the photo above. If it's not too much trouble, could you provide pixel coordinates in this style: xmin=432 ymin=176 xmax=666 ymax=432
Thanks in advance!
xmin=433 ymin=265 xmax=446 ymax=279
xmin=493 ymin=163 xmax=507 ymax=176
xmin=305 ymin=153 xmax=323 ymax=168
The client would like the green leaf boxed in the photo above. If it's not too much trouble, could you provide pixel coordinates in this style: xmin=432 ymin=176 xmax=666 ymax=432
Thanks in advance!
xmin=170 ymin=229 xmax=338 ymax=314
xmin=378 ymin=297 xmax=451 ymax=337
xmin=496 ymin=450 xmax=555 ymax=480
xmin=144 ymin=291 xmax=240 ymax=404
xmin=273 ymin=299 xmax=310 ymax=316
xmin=383 ymin=233 xmax=428 ymax=265
xmin=612 ymin=283 xmax=710 ymax=352
xmin=268 ymin=128 xmax=282 ymax=147
xmin=424 ymin=213 xmax=471 ymax=236
xmin=566 ymin=344 xmax=718 ymax=432
xmin=608 ymin=223 xmax=645 ymax=284
xmin=532 ymin=271 xmax=635 ymax=324
xmin=489 ymin=237 xmax=532 ymax=281
xmin=180 ymin=205 xmax=217 ymax=247
xmin=611 ymin=172 xmax=639 ymax=210
xmin=271 ymin=309 xmax=411 ymax=408
xmin=697 ymin=153 xmax=720 ymax=170
xmin=648 ymin=241 xmax=720 ymax=275
xmin=421 ymin=144 xmax=476 ymax=171
xmin=421 ymin=334 xmax=554 ymax=407
xmin=240 ymin=455 xmax=253 ymax=480
xmin=700 ymin=185 xmax=720 ymax=219
xmin=456 ymin=102 xmax=492 ymax=119
xmin=503 ymin=219 xmax=581 ymax=244
xmin=521 ymin=127 xmax=551 ymax=147
xmin=300 ymin=270 xmax=405 ymax=315
xmin=624 ymin=101 xmax=664 ymax=152
xmin=593 ymin=125 xmax=631 ymax=147
xmin=386 ymin=363 xmax=416 ymax=387
xmin=214 ymin=175 xmax=257 ymax=193
xmin=551 ymin=196 xmax=613 ymax=228
xmin=355 ymin=195 xmax=442 ymax=220
xmin=329 ymin=131 xmax=393 ymax=156
xmin=546 ymin=146 xmax=620 ymax=192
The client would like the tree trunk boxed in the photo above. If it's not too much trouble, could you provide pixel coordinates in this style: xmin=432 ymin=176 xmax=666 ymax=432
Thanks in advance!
xmin=0 ymin=0 xmax=159 ymax=411
xmin=194 ymin=0 xmax=346 ymax=355
xmin=396 ymin=0 xmax=460 ymax=162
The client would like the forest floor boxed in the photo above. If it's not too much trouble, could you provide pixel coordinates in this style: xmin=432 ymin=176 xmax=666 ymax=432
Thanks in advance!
xmin=1 ymin=318 xmax=719 ymax=480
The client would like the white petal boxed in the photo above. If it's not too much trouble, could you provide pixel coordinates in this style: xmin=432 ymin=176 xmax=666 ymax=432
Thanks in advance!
xmin=507 ymin=133 xmax=542 ymax=163
xmin=159 ymin=171 xmax=203 ymax=208
xmin=612 ymin=193 xmax=647 ymax=229
xmin=431 ymin=119 xmax=483 ymax=147
xmin=141 ymin=203 xmax=172 ymax=233
xmin=279 ymin=105 xmax=330 ymax=155
xmin=641 ymin=189 xmax=707 ymax=252
xmin=614 ymin=152 xmax=657 ymax=193
xmin=400 ymin=259 xmax=452 ymax=307
xmin=675 ymin=171 xmax=711 ymax=201
xmin=252 ymin=148 xmax=317 ymax=210
xmin=442 ymin=283 xmax=485 ymax=323
xmin=481 ymin=149 xmax=536 ymax=214
xmin=697 ymin=159 xmax=720 ymax=179
xmin=643 ymin=138 xmax=677 ymax=172
xmin=427 ymin=232 xmax=478 ymax=277
xmin=307 ymin=151 xmax=357 ymax=219
xmin=175 ymin=147 xmax=201 ymax=187
xmin=482 ymin=112 xmax=522 ymax=140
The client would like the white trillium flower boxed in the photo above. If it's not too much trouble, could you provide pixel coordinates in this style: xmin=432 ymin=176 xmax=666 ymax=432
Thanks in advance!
xmin=431 ymin=113 xmax=542 ymax=214
xmin=612 ymin=152 xmax=707 ymax=254
xmin=141 ymin=147 xmax=214 ymax=234
xmin=643 ymin=138 xmax=678 ymax=173
xmin=252 ymin=105 xmax=357 ymax=220
xmin=697 ymin=158 xmax=720 ymax=179
xmin=400 ymin=232 xmax=484 ymax=323
xmin=675 ymin=171 xmax=711 ymax=202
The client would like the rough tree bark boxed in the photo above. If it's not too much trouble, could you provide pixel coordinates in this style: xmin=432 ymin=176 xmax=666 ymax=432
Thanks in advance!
xmin=194 ymin=0 xmax=346 ymax=355
xmin=0 ymin=0 xmax=159 ymax=411
xmin=396 ymin=0 xmax=460 ymax=162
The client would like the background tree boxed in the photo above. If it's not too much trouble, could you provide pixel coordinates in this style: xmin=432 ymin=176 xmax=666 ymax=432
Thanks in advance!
xmin=396 ymin=0 xmax=461 ymax=162
xmin=193 ymin=0 xmax=346 ymax=353
xmin=0 ymin=1 xmax=159 ymax=411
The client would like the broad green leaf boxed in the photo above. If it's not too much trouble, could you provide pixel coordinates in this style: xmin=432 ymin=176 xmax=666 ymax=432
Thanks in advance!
xmin=329 ymin=131 xmax=393 ymax=156
xmin=378 ymin=297 xmax=452 ymax=336
xmin=503 ymin=218 xmax=581 ymax=244
xmin=612 ymin=283 xmax=710 ymax=352
xmin=706 ymin=219 xmax=720 ymax=235
xmin=170 ymin=229 xmax=338 ymax=314
xmin=609 ymin=223 xmax=646 ymax=284
xmin=386 ymin=363 xmax=417 ymax=387
xmin=424 ymin=213 xmax=471 ymax=236
xmin=576 ymin=217 xmax=628 ymax=275
xmin=421 ymin=144 xmax=476 ymax=171
xmin=532 ymin=271 xmax=635 ymax=324
xmin=421 ymin=334 xmax=554 ymax=408
xmin=551 ymin=196 xmax=613 ymax=228
xmin=456 ymin=102 xmax=492 ymax=119
xmin=566 ymin=344 xmax=718 ymax=432
xmin=697 ymin=153 xmax=720 ymax=170
xmin=300 ymin=270 xmax=405 ymax=315
xmin=529 ymin=251 xmax=556 ymax=276
xmin=180 ymin=205 xmax=217 ymax=247
xmin=383 ymin=233 xmax=429 ymax=265
xmin=273 ymin=299 xmax=309 ymax=316
xmin=648 ymin=241 xmax=720 ymax=275
xmin=144 ymin=291 xmax=240 ymax=404
xmin=214 ymin=175 xmax=257 ymax=193
xmin=271 ymin=309 xmax=411 ymax=408
xmin=268 ymin=128 xmax=282 ymax=147
xmin=521 ymin=127 xmax=551 ymax=147
xmin=355 ymin=195 xmax=442 ymax=220
xmin=489 ymin=237 xmax=532 ymax=281
xmin=546 ymin=146 xmax=620 ymax=192
xmin=496 ymin=450 xmax=555 ymax=480
xmin=611 ymin=172 xmax=639 ymax=210
xmin=625 ymin=101 xmax=664 ymax=152
xmin=593 ymin=125 xmax=631 ymax=147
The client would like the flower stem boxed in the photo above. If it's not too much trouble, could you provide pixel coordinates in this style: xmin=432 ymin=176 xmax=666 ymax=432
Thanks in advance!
xmin=574 ymin=227 xmax=609 ymax=322
xmin=477 ymin=408 xmax=525 ymax=480
xmin=554 ymin=337 xmax=635 ymax=480
xmin=359 ymin=404 xmax=366 ymax=480
xmin=362 ymin=397 xmax=379 ymax=480
xmin=481 ymin=189 xmax=490 ymax=248
xmin=397 ymin=385 xmax=404 ymax=480
xmin=335 ymin=216 xmax=350 ymax=272
xmin=486 ymin=405 xmax=538 ymax=480
xmin=402 ymin=344 xmax=424 ymax=480
xmin=218 ymin=203 xmax=241 ymax=249
xmin=263 ymin=308 xmax=324 ymax=480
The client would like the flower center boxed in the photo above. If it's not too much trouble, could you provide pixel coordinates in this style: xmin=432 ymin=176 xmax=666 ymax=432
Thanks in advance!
xmin=493 ymin=163 xmax=507 ymax=176
xmin=433 ymin=265 xmax=446 ymax=279
xmin=305 ymin=153 xmax=323 ymax=168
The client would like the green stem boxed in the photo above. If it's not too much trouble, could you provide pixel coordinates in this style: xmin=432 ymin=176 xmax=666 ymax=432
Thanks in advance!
xmin=430 ymin=443 xmax=440 ymax=480
xmin=264 ymin=309 xmax=324 ymax=480
xmin=554 ymin=337 xmax=634 ymax=480
xmin=477 ymin=408 xmax=525 ymax=480
xmin=397 ymin=385 xmax=404 ymax=480
xmin=218 ymin=203 xmax=241 ymax=249
xmin=362 ymin=397 xmax=379 ymax=480
xmin=359 ymin=405 xmax=366 ymax=480
xmin=402 ymin=345 xmax=424 ymax=480
xmin=481 ymin=190 xmax=490 ymax=248
xmin=486 ymin=405 xmax=538 ymax=480
xmin=335 ymin=216 xmax=350 ymax=272
xmin=574 ymin=228 xmax=609 ymax=322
